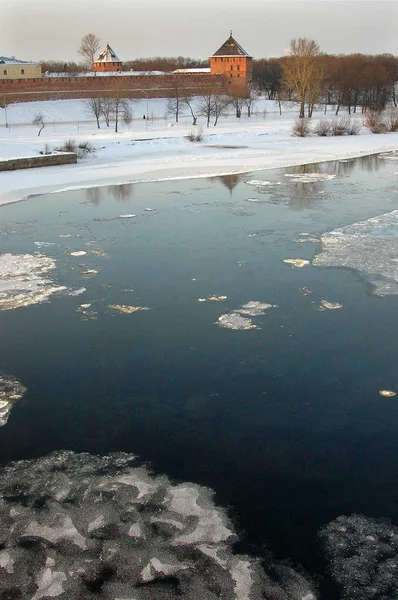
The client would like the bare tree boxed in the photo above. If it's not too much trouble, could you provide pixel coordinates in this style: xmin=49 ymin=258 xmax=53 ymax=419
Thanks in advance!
xmin=166 ymin=85 xmax=183 ymax=123
xmin=78 ymin=33 xmax=101 ymax=70
xmin=32 ymin=113 xmax=45 ymax=136
xmin=229 ymin=91 xmax=246 ymax=118
xmin=198 ymin=90 xmax=229 ymax=127
xmin=101 ymin=97 xmax=114 ymax=127
xmin=183 ymin=96 xmax=197 ymax=125
xmin=282 ymin=38 xmax=324 ymax=118
xmin=83 ymin=97 xmax=102 ymax=128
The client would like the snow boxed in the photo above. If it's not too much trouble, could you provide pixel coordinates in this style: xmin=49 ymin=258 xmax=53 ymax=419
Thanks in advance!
xmin=0 ymin=97 xmax=397 ymax=205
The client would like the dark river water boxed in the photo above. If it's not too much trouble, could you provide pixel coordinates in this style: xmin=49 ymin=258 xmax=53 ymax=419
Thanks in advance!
xmin=1 ymin=155 xmax=398 ymax=586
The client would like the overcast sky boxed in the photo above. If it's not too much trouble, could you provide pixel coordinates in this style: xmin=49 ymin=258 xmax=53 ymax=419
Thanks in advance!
xmin=2 ymin=0 xmax=398 ymax=62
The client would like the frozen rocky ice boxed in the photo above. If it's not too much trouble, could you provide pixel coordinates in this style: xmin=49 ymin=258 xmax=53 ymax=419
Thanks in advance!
xmin=0 ymin=451 xmax=318 ymax=600
xmin=0 ymin=253 xmax=66 ymax=311
xmin=313 ymin=209 xmax=398 ymax=295
xmin=0 ymin=375 xmax=27 ymax=426
xmin=319 ymin=514 xmax=398 ymax=600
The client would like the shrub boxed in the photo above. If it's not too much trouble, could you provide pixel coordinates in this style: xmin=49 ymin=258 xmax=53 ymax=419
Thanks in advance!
xmin=292 ymin=118 xmax=311 ymax=137
xmin=57 ymin=138 xmax=77 ymax=153
xmin=330 ymin=118 xmax=351 ymax=136
xmin=314 ymin=120 xmax=331 ymax=136
xmin=363 ymin=111 xmax=387 ymax=134
xmin=54 ymin=139 xmax=95 ymax=159
xmin=77 ymin=141 xmax=95 ymax=158
xmin=385 ymin=109 xmax=398 ymax=132
xmin=346 ymin=120 xmax=361 ymax=136
xmin=186 ymin=127 xmax=203 ymax=143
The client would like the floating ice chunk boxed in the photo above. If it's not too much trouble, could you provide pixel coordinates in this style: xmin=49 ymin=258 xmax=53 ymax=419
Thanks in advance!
xmin=319 ymin=299 xmax=343 ymax=311
xmin=199 ymin=295 xmax=228 ymax=302
xmin=245 ymin=198 xmax=260 ymax=202
xmin=284 ymin=173 xmax=336 ymax=183
xmin=145 ymin=208 xmax=154 ymax=212
xmin=283 ymin=259 xmax=310 ymax=268
xmin=245 ymin=179 xmax=272 ymax=187
xmin=69 ymin=251 xmax=86 ymax=257
xmin=379 ymin=390 xmax=396 ymax=397
xmin=80 ymin=269 xmax=98 ymax=275
xmin=108 ymin=304 xmax=151 ymax=314
xmin=90 ymin=249 xmax=107 ymax=257
xmin=314 ymin=209 xmax=398 ymax=295
xmin=299 ymin=286 xmax=312 ymax=295
xmin=119 ymin=214 xmax=137 ymax=218
xmin=79 ymin=303 xmax=91 ymax=309
xmin=238 ymin=301 xmax=277 ymax=316
xmin=0 ymin=375 xmax=27 ymax=426
xmin=0 ymin=253 xmax=64 ymax=310
xmin=217 ymin=313 xmax=257 ymax=330
xmin=68 ymin=287 xmax=86 ymax=296
xmin=34 ymin=242 xmax=57 ymax=248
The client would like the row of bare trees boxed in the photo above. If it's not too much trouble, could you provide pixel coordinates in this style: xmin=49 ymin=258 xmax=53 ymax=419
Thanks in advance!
xmin=165 ymin=87 xmax=257 ymax=127
xmin=253 ymin=42 xmax=398 ymax=115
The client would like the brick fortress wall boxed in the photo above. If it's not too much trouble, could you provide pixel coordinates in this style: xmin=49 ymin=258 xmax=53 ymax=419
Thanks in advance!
xmin=0 ymin=73 xmax=244 ymax=103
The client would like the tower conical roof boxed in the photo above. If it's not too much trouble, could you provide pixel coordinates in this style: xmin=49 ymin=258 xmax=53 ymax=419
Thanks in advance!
xmin=96 ymin=44 xmax=121 ymax=63
xmin=211 ymin=33 xmax=251 ymax=57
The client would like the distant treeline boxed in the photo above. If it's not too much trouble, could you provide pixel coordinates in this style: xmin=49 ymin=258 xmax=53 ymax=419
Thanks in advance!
xmin=40 ymin=57 xmax=208 ymax=74
xmin=255 ymin=54 xmax=398 ymax=111
xmin=40 ymin=53 xmax=398 ymax=111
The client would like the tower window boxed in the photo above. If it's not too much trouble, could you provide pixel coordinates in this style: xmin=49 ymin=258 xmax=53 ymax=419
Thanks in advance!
xmin=21 ymin=68 xmax=25 ymax=75
xmin=3 ymin=69 xmax=8 ymax=75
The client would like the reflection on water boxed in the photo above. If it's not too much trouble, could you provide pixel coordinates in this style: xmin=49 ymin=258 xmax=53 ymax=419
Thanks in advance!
xmin=214 ymin=172 xmax=243 ymax=194
xmin=109 ymin=183 xmax=134 ymax=201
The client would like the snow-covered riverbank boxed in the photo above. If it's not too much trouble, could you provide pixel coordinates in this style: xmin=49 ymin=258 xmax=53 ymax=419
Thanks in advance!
xmin=1 ymin=97 xmax=397 ymax=204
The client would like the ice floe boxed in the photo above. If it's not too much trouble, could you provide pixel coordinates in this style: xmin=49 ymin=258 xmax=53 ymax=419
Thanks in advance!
xmin=76 ymin=304 xmax=98 ymax=321
xmin=318 ymin=300 xmax=343 ymax=311
xmin=69 ymin=251 xmax=86 ymax=257
xmin=0 ymin=253 xmax=66 ymax=311
xmin=283 ymin=259 xmax=310 ymax=268
xmin=245 ymin=179 xmax=272 ymax=186
xmin=217 ymin=313 xmax=257 ymax=330
xmin=313 ymin=209 xmax=398 ymax=295
xmin=0 ymin=450 xmax=318 ymax=600
xmin=67 ymin=287 xmax=86 ymax=297
xmin=238 ymin=301 xmax=278 ymax=316
xmin=107 ymin=304 xmax=151 ymax=314
xmin=119 ymin=214 xmax=137 ymax=218
xmin=0 ymin=375 xmax=27 ymax=426
xmin=217 ymin=301 xmax=277 ymax=330
xmin=284 ymin=173 xmax=336 ymax=183
xmin=198 ymin=295 xmax=228 ymax=302
xmin=379 ymin=389 xmax=396 ymax=397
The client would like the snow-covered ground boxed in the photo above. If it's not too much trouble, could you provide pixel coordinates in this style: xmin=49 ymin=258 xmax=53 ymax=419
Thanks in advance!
xmin=0 ymin=97 xmax=397 ymax=205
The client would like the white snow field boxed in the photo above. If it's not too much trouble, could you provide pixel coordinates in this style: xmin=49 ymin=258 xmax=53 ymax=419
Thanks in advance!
xmin=0 ymin=97 xmax=397 ymax=204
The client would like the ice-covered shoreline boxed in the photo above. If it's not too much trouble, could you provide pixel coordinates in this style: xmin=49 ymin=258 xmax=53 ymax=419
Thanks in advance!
xmin=0 ymin=97 xmax=397 ymax=206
